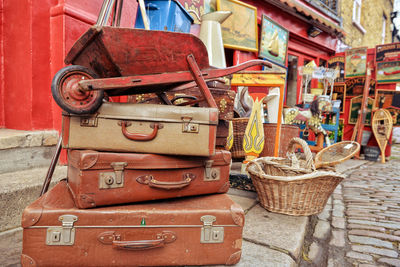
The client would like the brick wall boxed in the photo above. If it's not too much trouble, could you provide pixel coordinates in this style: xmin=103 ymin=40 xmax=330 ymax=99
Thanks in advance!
xmin=340 ymin=0 xmax=393 ymax=48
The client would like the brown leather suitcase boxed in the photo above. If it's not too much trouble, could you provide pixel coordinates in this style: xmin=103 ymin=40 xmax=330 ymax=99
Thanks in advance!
xmin=128 ymin=80 xmax=236 ymax=121
xmin=21 ymin=180 xmax=244 ymax=267
xmin=67 ymin=149 xmax=232 ymax=208
xmin=62 ymin=102 xmax=218 ymax=157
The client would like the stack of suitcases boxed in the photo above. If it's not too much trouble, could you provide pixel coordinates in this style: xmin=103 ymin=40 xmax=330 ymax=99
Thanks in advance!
xmin=21 ymin=77 xmax=245 ymax=266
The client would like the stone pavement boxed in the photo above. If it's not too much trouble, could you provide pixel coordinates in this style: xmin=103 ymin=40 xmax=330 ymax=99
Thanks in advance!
xmin=301 ymin=145 xmax=400 ymax=267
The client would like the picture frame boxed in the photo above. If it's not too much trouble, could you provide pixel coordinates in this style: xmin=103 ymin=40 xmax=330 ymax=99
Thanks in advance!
xmin=217 ymin=0 xmax=258 ymax=52
xmin=327 ymin=55 xmax=345 ymax=83
xmin=345 ymin=77 xmax=376 ymax=97
xmin=375 ymin=43 xmax=400 ymax=83
xmin=259 ymin=15 xmax=289 ymax=66
xmin=345 ymin=47 xmax=367 ymax=78
xmin=348 ymin=96 xmax=374 ymax=126
xmin=373 ymin=89 xmax=400 ymax=110
xmin=327 ymin=84 xmax=346 ymax=114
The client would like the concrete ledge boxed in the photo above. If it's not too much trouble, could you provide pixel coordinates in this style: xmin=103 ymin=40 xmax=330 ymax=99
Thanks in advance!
xmin=0 ymin=129 xmax=58 ymax=150
xmin=0 ymin=227 xmax=22 ymax=267
xmin=0 ymin=166 xmax=67 ymax=232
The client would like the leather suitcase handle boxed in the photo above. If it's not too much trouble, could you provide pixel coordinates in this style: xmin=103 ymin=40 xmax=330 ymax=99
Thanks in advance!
xmin=149 ymin=177 xmax=192 ymax=189
xmin=113 ymin=239 xmax=165 ymax=250
xmin=136 ymin=173 xmax=195 ymax=190
xmin=119 ymin=121 xmax=160 ymax=141
xmin=99 ymin=231 xmax=176 ymax=251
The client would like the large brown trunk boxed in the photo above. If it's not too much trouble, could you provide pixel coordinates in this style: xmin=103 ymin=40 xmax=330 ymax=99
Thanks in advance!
xmin=21 ymin=181 xmax=244 ymax=267
xmin=67 ymin=149 xmax=232 ymax=208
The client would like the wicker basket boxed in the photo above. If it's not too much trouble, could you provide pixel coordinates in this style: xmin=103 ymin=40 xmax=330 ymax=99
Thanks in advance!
xmin=230 ymin=118 xmax=249 ymax=159
xmin=246 ymin=138 xmax=345 ymax=216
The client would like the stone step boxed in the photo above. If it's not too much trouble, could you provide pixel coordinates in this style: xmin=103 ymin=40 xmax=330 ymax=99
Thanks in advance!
xmin=0 ymin=166 xmax=67 ymax=232
xmin=0 ymin=166 xmax=67 ymax=267
xmin=0 ymin=129 xmax=59 ymax=174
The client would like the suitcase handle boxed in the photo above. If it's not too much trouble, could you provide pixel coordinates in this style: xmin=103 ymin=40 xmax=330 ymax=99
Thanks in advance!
xmin=99 ymin=231 xmax=176 ymax=250
xmin=119 ymin=121 xmax=161 ymax=141
xmin=136 ymin=173 xmax=195 ymax=190
xmin=149 ymin=176 xmax=192 ymax=189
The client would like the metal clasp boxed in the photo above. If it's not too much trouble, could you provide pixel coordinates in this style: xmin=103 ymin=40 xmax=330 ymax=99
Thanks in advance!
xmin=46 ymin=215 xmax=78 ymax=246
xmin=99 ymin=162 xmax=128 ymax=189
xmin=182 ymin=116 xmax=199 ymax=133
xmin=80 ymin=115 xmax=98 ymax=127
xmin=200 ymin=215 xmax=224 ymax=243
xmin=204 ymin=160 xmax=220 ymax=181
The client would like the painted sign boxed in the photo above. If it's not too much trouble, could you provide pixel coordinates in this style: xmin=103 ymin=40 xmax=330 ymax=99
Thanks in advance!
xmin=327 ymin=84 xmax=346 ymax=113
xmin=348 ymin=96 xmax=374 ymax=125
xmin=385 ymin=107 xmax=400 ymax=127
xmin=179 ymin=0 xmax=205 ymax=24
xmin=345 ymin=77 xmax=376 ymax=96
xmin=374 ymin=89 xmax=400 ymax=109
xmin=259 ymin=15 xmax=289 ymax=66
xmin=345 ymin=47 xmax=367 ymax=78
xmin=376 ymin=43 xmax=400 ymax=62
xmin=327 ymin=56 xmax=345 ymax=83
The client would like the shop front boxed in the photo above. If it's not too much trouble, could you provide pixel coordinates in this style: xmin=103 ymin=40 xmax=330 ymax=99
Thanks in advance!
xmin=0 ymin=0 xmax=343 ymax=131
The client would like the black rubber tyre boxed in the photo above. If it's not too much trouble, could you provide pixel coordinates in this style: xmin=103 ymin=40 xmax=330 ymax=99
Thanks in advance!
xmin=51 ymin=65 xmax=104 ymax=114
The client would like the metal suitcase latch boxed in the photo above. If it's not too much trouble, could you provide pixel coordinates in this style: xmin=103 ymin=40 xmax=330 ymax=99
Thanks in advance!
xmin=204 ymin=160 xmax=220 ymax=181
xmin=80 ymin=115 xmax=98 ymax=127
xmin=200 ymin=215 xmax=224 ymax=243
xmin=99 ymin=162 xmax=128 ymax=189
xmin=181 ymin=116 xmax=199 ymax=133
xmin=46 ymin=215 xmax=78 ymax=246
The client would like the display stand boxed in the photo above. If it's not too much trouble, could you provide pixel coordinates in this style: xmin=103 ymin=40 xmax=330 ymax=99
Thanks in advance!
xmin=231 ymin=71 xmax=286 ymax=157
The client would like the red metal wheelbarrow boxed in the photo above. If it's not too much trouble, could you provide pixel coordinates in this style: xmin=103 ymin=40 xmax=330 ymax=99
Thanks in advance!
xmin=51 ymin=1 xmax=272 ymax=114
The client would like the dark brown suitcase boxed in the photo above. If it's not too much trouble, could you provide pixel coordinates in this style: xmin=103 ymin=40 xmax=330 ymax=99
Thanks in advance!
xmin=21 ymin=180 xmax=244 ymax=267
xmin=128 ymin=80 xmax=236 ymax=121
xmin=67 ymin=149 xmax=232 ymax=208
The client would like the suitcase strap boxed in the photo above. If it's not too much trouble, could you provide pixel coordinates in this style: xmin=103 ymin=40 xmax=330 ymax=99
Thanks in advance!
xmin=98 ymin=231 xmax=177 ymax=250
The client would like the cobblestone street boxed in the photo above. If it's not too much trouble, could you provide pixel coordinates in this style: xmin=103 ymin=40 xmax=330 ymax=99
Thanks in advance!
xmin=301 ymin=145 xmax=400 ymax=267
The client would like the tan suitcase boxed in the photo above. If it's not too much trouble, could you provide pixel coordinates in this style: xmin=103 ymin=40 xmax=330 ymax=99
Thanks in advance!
xmin=62 ymin=102 xmax=218 ymax=157
xmin=21 ymin=180 xmax=244 ymax=267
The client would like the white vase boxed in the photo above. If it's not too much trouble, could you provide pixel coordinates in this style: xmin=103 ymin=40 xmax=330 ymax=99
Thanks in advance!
xmin=199 ymin=11 xmax=232 ymax=69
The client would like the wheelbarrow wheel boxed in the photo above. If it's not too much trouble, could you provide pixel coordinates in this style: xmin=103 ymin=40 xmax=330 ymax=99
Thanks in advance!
xmin=51 ymin=65 xmax=104 ymax=114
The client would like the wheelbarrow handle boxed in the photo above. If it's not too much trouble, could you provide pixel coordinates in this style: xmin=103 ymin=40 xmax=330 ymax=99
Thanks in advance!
xmin=40 ymin=135 xmax=63 ymax=196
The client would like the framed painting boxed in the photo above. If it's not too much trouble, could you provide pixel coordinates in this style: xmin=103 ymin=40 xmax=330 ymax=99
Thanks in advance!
xmin=348 ymin=96 xmax=374 ymax=126
xmin=345 ymin=77 xmax=376 ymax=97
xmin=327 ymin=56 xmax=345 ymax=83
xmin=217 ymin=0 xmax=258 ymax=52
xmin=375 ymin=43 xmax=400 ymax=83
xmin=258 ymin=15 xmax=288 ymax=66
xmin=327 ymin=84 xmax=346 ymax=114
xmin=373 ymin=89 xmax=400 ymax=110
xmin=345 ymin=47 xmax=367 ymax=78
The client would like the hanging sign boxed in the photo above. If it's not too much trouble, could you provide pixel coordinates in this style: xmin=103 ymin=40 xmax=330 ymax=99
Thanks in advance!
xmin=348 ymin=96 xmax=374 ymax=125
xmin=345 ymin=77 xmax=376 ymax=97
xmin=345 ymin=47 xmax=367 ymax=78
xmin=327 ymin=56 xmax=345 ymax=83
xmin=376 ymin=43 xmax=400 ymax=83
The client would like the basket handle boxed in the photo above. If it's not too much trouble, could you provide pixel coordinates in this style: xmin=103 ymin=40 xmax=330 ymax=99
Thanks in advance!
xmin=287 ymin=138 xmax=315 ymax=171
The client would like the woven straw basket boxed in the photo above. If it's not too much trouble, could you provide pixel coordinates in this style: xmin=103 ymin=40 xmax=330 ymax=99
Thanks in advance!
xmin=246 ymin=138 xmax=345 ymax=216
xmin=230 ymin=118 xmax=249 ymax=159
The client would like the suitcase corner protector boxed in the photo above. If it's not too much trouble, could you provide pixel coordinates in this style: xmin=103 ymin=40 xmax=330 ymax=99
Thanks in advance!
xmin=230 ymin=203 xmax=245 ymax=227
xmin=226 ymin=250 xmax=242 ymax=265
xmin=21 ymin=254 xmax=37 ymax=267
